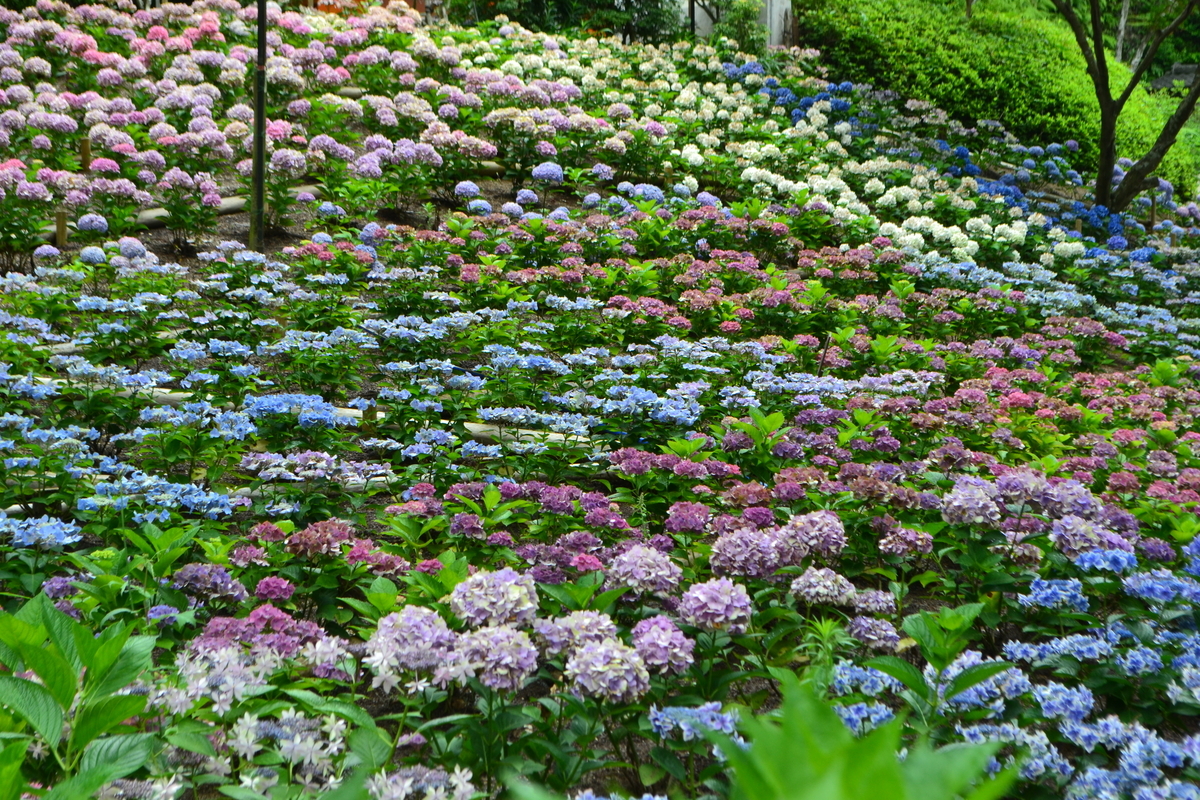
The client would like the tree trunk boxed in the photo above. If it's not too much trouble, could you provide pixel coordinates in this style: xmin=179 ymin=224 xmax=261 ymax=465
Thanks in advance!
xmin=1093 ymin=102 xmax=1120 ymax=211
xmin=1116 ymin=0 xmax=1131 ymax=61
xmin=966 ymin=0 xmax=975 ymax=20
xmin=1110 ymin=73 xmax=1200 ymax=211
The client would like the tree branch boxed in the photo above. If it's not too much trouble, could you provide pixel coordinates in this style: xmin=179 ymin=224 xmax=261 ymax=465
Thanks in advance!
xmin=1052 ymin=0 xmax=1108 ymax=101
xmin=1117 ymin=0 xmax=1200 ymax=108
xmin=1089 ymin=0 xmax=1108 ymax=92
xmin=1111 ymin=72 xmax=1200 ymax=211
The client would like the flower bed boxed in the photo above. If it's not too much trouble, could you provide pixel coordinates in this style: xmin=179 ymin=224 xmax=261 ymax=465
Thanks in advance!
xmin=4 ymin=1 xmax=1200 ymax=799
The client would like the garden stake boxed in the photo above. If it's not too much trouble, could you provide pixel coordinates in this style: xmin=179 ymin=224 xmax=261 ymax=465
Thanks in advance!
xmin=54 ymin=211 xmax=67 ymax=248
xmin=79 ymin=138 xmax=91 ymax=172
xmin=249 ymin=0 xmax=267 ymax=252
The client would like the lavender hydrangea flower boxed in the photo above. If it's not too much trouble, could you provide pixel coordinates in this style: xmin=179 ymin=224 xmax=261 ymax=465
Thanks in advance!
xmin=607 ymin=545 xmax=681 ymax=595
xmin=531 ymin=162 xmax=564 ymax=184
xmin=632 ymin=616 xmax=695 ymax=673
xmin=679 ymin=578 xmax=752 ymax=634
xmin=466 ymin=199 xmax=491 ymax=215
xmin=941 ymin=476 xmax=1001 ymax=527
xmin=449 ymin=567 xmax=538 ymax=627
xmin=847 ymin=617 xmax=900 ymax=652
xmin=76 ymin=213 xmax=108 ymax=233
xmin=565 ymin=638 xmax=650 ymax=703
xmin=365 ymin=605 xmax=458 ymax=691
xmin=534 ymin=611 xmax=617 ymax=656
xmin=790 ymin=567 xmax=856 ymax=606
xmin=454 ymin=180 xmax=480 ymax=197
xmin=515 ymin=189 xmax=538 ymax=205
xmin=778 ymin=510 xmax=846 ymax=559
xmin=454 ymin=625 xmax=538 ymax=692
xmin=1050 ymin=515 xmax=1131 ymax=558
xmin=79 ymin=246 xmax=107 ymax=265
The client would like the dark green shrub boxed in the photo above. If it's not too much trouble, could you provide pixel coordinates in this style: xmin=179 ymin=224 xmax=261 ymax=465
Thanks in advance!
xmin=445 ymin=0 xmax=681 ymax=42
xmin=792 ymin=0 xmax=1198 ymax=197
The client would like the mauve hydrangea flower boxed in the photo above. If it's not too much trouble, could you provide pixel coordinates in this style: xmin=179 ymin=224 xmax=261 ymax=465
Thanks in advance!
xmin=879 ymin=526 xmax=933 ymax=556
xmin=679 ymin=578 xmax=752 ymax=634
xmin=230 ymin=545 xmax=268 ymax=568
xmin=710 ymin=528 xmax=781 ymax=579
xmin=778 ymin=510 xmax=846 ymax=558
xmin=531 ymin=162 xmax=563 ymax=184
xmin=534 ymin=611 xmax=617 ymax=656
xmin=790 ymin=567 xmax=856 ymax=606
xmin=365 ymin=605 xmax=458 ymax=691
xmin=664 ymin=501 xmax=712 ymax=533
xmin=449 ymin=567 xmax=538 ymax=628
xmin=853 ymin=589 xmax=896 ymax=614
xmin=607 ymin=545 xmax=681 ymax=595
xmin=250 ymin=521 xmax=287 ymax=542
xmin=632 ymin=616 xmax=694 ymax=673
xmin=566 ymin=638 xmax=650 ymax=703
xmin=254 ymin=577 xmax=295 ymax=601
xmin=941 ymin=476 xmax=1001 ymax=527
xmin=454 ymin=625 xmax=538 ymax=692
xmin=847 ymin=617 xmax=900 ymax=652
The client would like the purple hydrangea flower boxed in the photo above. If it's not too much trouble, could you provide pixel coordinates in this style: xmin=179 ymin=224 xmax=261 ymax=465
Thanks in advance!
xmin=454 ymin=625 xmax=538 ymax=692
xmin=565 ymin=638 xmax=650 ymax=703
xmin=941 ymin=476 xmax=1001 ymax=527
xmin=172 ymin=563 xmax=247 ymax=604
xmin=679 ymin=578 xmax=752 ymax=634
xmin=664 ymin=501 xmax=712 ymax=533
xmin=710 ymin=528 xmax=781 ymax=579
xmin=454 ymin=180 xmax=480 ymax=197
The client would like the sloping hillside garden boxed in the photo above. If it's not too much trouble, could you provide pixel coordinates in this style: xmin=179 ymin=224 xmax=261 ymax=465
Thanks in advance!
xmin=3 ymin=1 xmax=1200 ymax=798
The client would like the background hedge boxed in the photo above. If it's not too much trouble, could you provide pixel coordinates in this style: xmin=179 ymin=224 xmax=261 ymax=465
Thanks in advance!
xmin=792 ymin=0 xmax=1200 ymax=199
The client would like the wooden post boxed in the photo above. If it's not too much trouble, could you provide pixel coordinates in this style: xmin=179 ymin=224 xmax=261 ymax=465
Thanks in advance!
xmin=1074 ymin=218 xmax=1083 ymax=234
xmin=79 ymin=138 xmax=91 ymax=172
xmin=55 ymin=211 xmax=68 ymax=248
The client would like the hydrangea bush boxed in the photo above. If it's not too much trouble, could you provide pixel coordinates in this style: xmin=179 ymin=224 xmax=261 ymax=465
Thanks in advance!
xmin=3 ymin=1 xmax=1200 ymax=799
